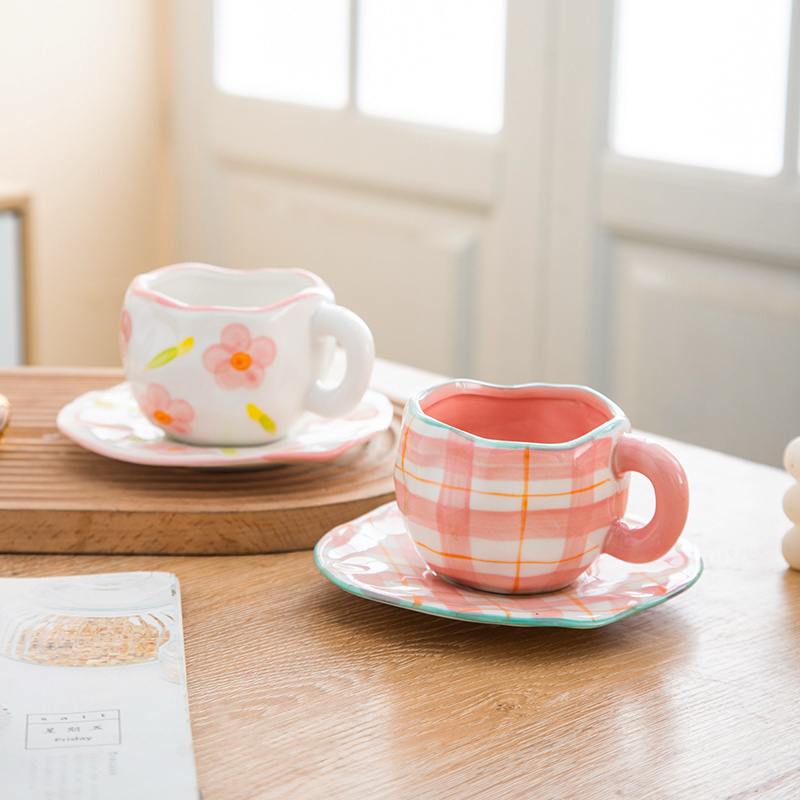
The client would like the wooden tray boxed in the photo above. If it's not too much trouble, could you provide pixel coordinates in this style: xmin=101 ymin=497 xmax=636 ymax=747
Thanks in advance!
xmin=0 ymin=368 xmax=399 ymax=555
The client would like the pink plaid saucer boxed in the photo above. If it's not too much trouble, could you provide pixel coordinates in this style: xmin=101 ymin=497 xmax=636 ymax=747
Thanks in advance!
xmin=314 ymin=501 xmax=702 ymax=627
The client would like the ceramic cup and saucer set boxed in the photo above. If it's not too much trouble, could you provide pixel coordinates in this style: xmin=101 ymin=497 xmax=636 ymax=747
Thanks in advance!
xmin=57 ymin=263 xmax=393 ymax=468
xmin=315 ymin=380 xmax=703 ymax=628
xmin=57 ymin=261 xmax=701 ymax=626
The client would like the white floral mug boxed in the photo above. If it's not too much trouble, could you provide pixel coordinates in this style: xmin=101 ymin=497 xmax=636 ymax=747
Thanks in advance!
xmin=120 ymin=263 xmax=375 ymax=446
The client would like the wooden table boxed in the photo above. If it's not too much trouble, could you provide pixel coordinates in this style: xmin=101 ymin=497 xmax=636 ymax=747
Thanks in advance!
xmin=1 ymin=364 xmax=798 ymax=799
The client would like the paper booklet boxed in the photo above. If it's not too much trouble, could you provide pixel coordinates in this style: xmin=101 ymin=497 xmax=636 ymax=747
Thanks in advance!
xmin=0 ymin=571 xmax=199 ymax=800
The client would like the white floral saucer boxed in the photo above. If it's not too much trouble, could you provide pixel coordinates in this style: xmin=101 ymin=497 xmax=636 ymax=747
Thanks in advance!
xmin=56 ymin=383 xmax=394 ymax=469
xmin=314 ymin=501 xmax=703 ymax=628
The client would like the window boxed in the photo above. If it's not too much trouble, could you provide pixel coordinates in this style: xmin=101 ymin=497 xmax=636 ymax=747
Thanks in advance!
xmin=611 ymin=0 xmax=794 ymax=176
xmin=214 ymin=0 xmax=350 ymax=109
xmin=213 ymin=0 xmax=507 ymax=135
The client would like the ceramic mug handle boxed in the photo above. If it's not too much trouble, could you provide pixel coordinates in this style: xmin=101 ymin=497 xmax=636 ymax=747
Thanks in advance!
xmin=305 ymin=303 xmax=375 ymax=418
xmin=603 ymin=433 xmax=689 ymax=563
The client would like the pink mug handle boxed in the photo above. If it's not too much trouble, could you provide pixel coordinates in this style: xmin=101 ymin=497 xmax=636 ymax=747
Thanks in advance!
xmin=603 ymin=433 xmax=689 ymax=563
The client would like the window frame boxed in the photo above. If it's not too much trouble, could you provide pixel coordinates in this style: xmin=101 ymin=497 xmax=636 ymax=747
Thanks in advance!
xmin=598 ymin=0 xmax=800 ymax=266
xmin=207 ymin=0 xmax=506 ymax=208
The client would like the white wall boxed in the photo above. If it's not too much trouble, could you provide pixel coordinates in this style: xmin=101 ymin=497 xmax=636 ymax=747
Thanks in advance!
xmin=0 ymin=0 xmax=171 ymax=366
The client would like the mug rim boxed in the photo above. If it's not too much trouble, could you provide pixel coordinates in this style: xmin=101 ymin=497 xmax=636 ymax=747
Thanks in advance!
xmin=129 ymin=263 xmax=331 ymax=313
xmin=408 ymin=380 xmax=628 ymax=450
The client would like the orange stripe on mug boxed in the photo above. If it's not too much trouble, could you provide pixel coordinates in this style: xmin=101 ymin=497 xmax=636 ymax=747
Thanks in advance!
xmin=512 ymin=448 xmax=531 ymax=592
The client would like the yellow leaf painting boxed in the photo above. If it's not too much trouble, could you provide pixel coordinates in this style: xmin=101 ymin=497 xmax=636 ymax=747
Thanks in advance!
xmin=246 ymin=403 xmax=277 ymax=434
xmin=146 ymin=337 xmax=194 ymax=369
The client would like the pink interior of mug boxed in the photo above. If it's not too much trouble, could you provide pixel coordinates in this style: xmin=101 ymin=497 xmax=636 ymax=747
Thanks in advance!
xmin=420 ymin=383 xmax=619 ymax=444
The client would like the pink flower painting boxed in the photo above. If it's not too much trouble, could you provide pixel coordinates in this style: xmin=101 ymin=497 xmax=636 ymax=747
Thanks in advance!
xmin=138 ymin=384 xmax=194 ymax=436
xmin=119 ymin=309 xmax=132 ymax=358
xmin=203 ymin=323 xmax=276 ymax=391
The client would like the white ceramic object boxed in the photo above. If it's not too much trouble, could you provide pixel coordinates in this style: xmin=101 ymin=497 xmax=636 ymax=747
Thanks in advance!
xmin=121 ymin=263 xmax=374 ymax=447
xmin=782 ymin=436 xmax=800 ymax=569
xmin=56 ymin=382 xmax=393 ymax=469
xmin=314 ymin=502 xmax=703 ymax=628
xmin=0 ymin=393 xmax=9 ymax=439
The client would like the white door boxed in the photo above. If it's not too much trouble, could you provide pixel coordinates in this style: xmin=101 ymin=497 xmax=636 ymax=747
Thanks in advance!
xmin=171 ymin=0 xmax=549 ymax=381
xmin=543 ymin=0 xmax=800 ymax=466
xmin=171 ymin=0 xmax=800 ymax=466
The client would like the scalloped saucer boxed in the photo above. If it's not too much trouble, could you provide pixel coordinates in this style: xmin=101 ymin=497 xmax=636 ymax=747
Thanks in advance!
xmin=314 ymin=501 xmax=703 ymax=628
xmin=56 ymin=382 xmax=394 ymax=469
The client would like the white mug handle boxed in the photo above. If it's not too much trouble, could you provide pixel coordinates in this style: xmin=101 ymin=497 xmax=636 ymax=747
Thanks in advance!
xmin=305 ymin=303 xmax=375 ymax=418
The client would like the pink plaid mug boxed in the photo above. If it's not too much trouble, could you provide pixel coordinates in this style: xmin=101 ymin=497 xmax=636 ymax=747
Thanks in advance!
xmin=393 ymin=381 xmax=689 ymax=594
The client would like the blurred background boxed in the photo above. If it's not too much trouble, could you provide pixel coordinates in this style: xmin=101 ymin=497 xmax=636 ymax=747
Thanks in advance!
xmin=1 ymin=0 xmax=799 ymax=466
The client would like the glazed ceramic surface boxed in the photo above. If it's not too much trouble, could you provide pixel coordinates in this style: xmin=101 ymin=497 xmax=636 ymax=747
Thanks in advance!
xmin=314 ymin=502 xmax=702 ymax=628
xmin=394 ymin=381 xmax=689 ymax=594
xmin=0 ymin=394 xmax=9 ymax=439
xmin=121 ymin=263 xmax=374 ymax=447
xmin=781 ymin=435 xmax=800 ymax=569
xmin=56 ymin=383 xmax=393 ymax=468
